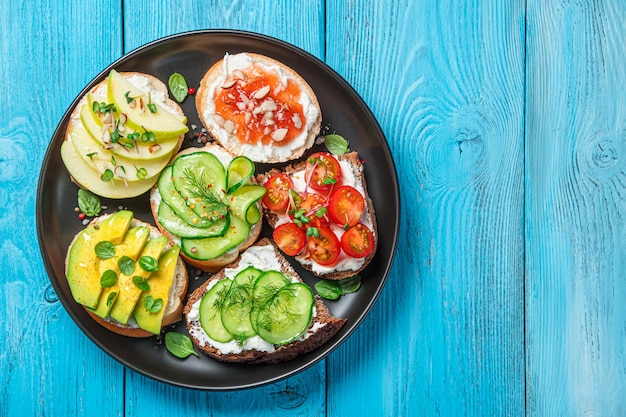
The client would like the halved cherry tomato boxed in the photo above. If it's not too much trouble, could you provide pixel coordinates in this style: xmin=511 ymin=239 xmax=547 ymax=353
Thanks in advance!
xmin=341 ymin=223 xmax=375 ymax=258
xmin=306 ymin=152 xmax=342 ymax=193
xmin=307 ymin=227 xmax=340 ymax=266
xmin=327 ymin=185 xmax=365 ymax=228
xmin=289 ymin=192 xmax=330 ymax=228
xmin=273 ymin=222 xmax=307 ymax=256
xmin=262 ymin=173 xmax=294 ymax=213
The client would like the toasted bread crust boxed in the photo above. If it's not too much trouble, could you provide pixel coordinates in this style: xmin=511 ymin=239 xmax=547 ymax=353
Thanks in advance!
xmin=149 ymin=142 xmax=263 ymax=272
xmin=66 ymin=214 xmax=189 ymax=338
xmin=256 ymin=152 xmax=377 ymax=280
xmin=195 ymin=53 xmax=321 ymax=163
xmin=183 ymin=238 xmax=346 ymax=364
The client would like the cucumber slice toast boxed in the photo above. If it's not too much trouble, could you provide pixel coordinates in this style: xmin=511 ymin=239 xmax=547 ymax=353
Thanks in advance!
xmin=155 ymin=150 xmax=266 ymax=261
xmin=184 ymin=239 xmax=348 ymax=364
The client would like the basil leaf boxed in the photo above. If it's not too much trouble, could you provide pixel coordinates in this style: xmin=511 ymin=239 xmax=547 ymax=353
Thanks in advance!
xmin=165 ymin=332 xmax=198 ymax=359
xmin=144 ymin=295 xmax=163 ymax=313
xmin=100 ymin=270 xmax=118 ymax=288
xmin=139 ymin=256 xmax=159 ymax=272
xmin=106 ymin=292 xmax=117 ymax=306
xmin=324 ymin=134 xmax=349 ymax=155
xmin=338 ymin=275 xmax=361 ymax=294
xmin=77 ymin=189 xmax=101 ymax=216
xmin=95 ymin=241 xmax=115 ymax=259
xmin=314 ymin=280 xmax=342 ymax=300
xmin=118 ymin=256 xmax=135 ymax=275
xmin=132 ymin=275 xmax=150 ymax=291
xmin=168 ymin=72 xmax=188 ymax=103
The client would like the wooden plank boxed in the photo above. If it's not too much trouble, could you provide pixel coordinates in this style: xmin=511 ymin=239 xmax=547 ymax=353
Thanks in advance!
xmin=120 ymin=1 xmax=328 ymax=415
xmin=525 ymin=2 xmax=626 ymax=415
xmin=0 ymin=1 xmax=124 ymax=416
xmin=325 ymin=1 xmax=526 ymax=415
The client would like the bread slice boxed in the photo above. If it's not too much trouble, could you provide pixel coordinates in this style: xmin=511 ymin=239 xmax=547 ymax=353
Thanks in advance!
xmin=183 ymin=238 xmax=346 ymax=364
xmin=149 ymin=142 xmax=263 ymax=272
xmin=65 ymin=213 xmax=189 ymax=338
xmin=63 ymin=72 xmax=186 ymax=199
xmin=256 ymin=152 xmax=377 ymax=280
xmin=195 ymin=52 xmax=321 ymax=163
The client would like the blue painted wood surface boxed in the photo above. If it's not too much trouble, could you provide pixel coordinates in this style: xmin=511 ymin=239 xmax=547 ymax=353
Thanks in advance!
xmin=1 ymin=0 xmax=625 ymax=416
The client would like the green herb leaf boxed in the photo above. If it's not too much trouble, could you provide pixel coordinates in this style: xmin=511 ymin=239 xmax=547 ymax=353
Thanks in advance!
xmin=314 ymin=280 xmax=342 ymax=300
xmin=324 ymin=134 xmax=349 ymax=155
xmin=101 ymin=169 xmax=114 ymax=182
xmin=322 ymin=177 xmax=337 ymax=185
xmin=100 ymin=270 xmax=118 ymax=288
xmin=86 ymin=152 xmax=97 ymax=160
xmin=338 ymin=275 xmax=361 ymax=294
xmin=144 ymin=295 xmax=163 ymax=313
xmin=315 ymin=275 xmax=361 ymax=300
xmin=141 ymin=131 xmax=156 ymax=142
xmin=94 ymin=241 xmax=115 ymax=259
xmin=136 ymin=167 xmax=148 ymax=179
xmin=168 ymin=72 xmax=189 ymax=103
xmin=307 ymin=227 xmax=320 ymax=238
xmin=77 ymin=189 xmax=101 ymax=217
xmin=165 ymin=332 xmax=198 ymax=358
xmin=124 ymin=91 xmax=133 ymax=104
xmin=106 ymin=292 xmax=117 ymax=306
xmin=147 ymin=103 xmax=157 ymax=114
xmin=117 ymin=256 xmax=135 ymax=275
xmin=139 ymin=256 xmax=159 ymax=272
xmin=315 ymin=207 xmax=327 ymax=218
xmin=132 ymin=275 xmax=150 ymax=291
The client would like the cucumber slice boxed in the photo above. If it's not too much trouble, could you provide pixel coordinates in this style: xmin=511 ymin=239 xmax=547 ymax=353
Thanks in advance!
xmin=226 ymin=156 xmax=255 ymax=193
xmin=171 ymin=152 xmax=228 ymax=221
xmin=220 ymin=266 xmax=262 ymax=339
xmin=158 ymin=200 xmax=229 ymax=238
xmin=198 ymin=279 xmax=233 ymax=343
xmin=255 ymin=283 xmax=315 ymax=345
xmin=250 ymin=270 xmax=291 ymax=333
xmin=228 ymin=185 xmax=266 ymax=224
xmin=181 ymin=215 xmax=250 ymax=261
xmin=158 ymin=166 xmax=215 ymax=228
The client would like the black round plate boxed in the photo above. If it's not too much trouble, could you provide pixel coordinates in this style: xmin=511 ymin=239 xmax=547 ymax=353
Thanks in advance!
xmin=37 ymin=30 xmax=400 ymax=390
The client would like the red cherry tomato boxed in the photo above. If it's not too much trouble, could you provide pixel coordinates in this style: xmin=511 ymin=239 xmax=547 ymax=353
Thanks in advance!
xmin=307 ymin=227 xmax=340 ymax=266
xmin=306 ymin=152 xmax=342 ymax=193
xmin=273 ymin=222 xmax=307 ymax=256
xmin=341 ymin=223 xmax=375 ymax=258
xmin=262 ymin=173 xmax=294 ymax=213
xmin=290 ymin=193 xmax=329 ymax=228
xmin=327 ymin=185 xmax=365 ymax=228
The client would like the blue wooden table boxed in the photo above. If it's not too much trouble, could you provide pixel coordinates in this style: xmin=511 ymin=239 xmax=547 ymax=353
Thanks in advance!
xmin=2 ymin=0 xmax=625 ymax=415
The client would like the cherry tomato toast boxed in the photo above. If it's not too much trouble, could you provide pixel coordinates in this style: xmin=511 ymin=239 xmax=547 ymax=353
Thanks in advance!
xmin=257 ymin=151 xmax=377 ymax=280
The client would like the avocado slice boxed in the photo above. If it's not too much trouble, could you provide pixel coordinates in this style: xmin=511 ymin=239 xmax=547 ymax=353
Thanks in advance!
xmin=108 ymin=236 xmax=168 ymax=324
xmin=134 ymin=246 xmax=180 ymax=334
xmin=89 ymin=226 xmax=151 ymax=318
xmin=66 ymin=210 xmax=133 ymax=308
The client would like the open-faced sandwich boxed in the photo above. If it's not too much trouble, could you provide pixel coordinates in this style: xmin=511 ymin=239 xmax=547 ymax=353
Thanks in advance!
xmin=149 ymin=142 xmax=267 ymax=272
xmin=195 ymin=52 xmax=321 ymax=163
xmin=257 ymin=151 xmax=377 ymax=279
xmin=61 ymin=70 xmax=189 ymax=199
xmin=184 ymin=238 xmax=346 ymax=364
xmin=65 ymin=210 xmax=188 ymax=337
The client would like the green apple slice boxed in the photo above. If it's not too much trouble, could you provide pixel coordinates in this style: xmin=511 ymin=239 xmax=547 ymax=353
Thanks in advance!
xmin=69 ymin=126 xmax=171 ymax=182
xmin=107 ymin=69 xmax=188 ymax=138
xmin=60 ymin=140 xmax=156 ymax=199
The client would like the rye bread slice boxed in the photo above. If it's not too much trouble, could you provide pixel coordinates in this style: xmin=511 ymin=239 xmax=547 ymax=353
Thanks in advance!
xmin=183 ymin=238 xmax=346 ymax=364
xmin=256 ymin=152 xmax=378 ymax=280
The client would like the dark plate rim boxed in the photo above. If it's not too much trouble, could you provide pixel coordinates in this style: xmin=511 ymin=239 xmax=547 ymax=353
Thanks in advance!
xmin=36 ymin=29 xmax=400 ymax=390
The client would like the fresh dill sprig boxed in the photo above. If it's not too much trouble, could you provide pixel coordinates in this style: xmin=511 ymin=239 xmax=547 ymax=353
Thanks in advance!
xmin=182 ymin=167 xmax=229 ymax=217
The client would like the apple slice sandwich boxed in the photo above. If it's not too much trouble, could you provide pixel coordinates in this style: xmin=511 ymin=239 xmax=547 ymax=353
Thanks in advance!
xmin=184 ymin=238 xmax=347 ymax=364
xmin=61 ymin=70 xmax=189 ymax=199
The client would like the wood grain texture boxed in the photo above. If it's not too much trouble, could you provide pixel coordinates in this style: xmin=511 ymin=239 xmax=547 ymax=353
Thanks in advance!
xmin=525 ymin=1 xmax=626 ymax=415
xmin=325 ymin=0 xmax=526 ymax=415
xmin=0 ymin=1 xmax=125 ymax=416
xmin=120 ymin=1 xmax=328 ymax=416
